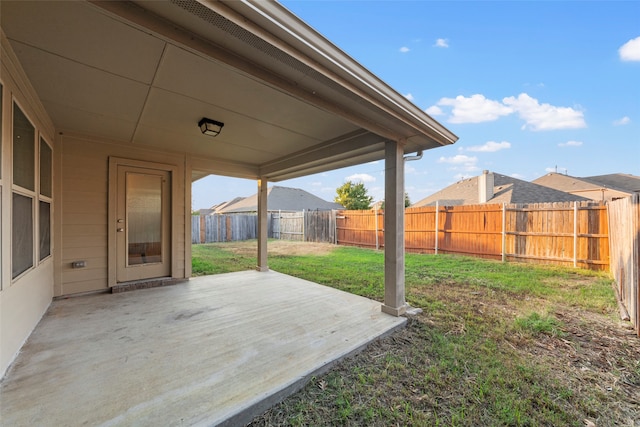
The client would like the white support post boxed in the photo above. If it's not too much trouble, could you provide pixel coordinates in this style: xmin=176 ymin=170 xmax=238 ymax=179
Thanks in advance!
xmin=382 ymin=140 xmax=407 ymax=316
xmin=257 ymin=178 xmax=268 ymax=272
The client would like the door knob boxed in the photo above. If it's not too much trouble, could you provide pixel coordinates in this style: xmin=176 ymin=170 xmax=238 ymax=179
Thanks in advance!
xmin=117 ymin=228 xmax=124 ymax=232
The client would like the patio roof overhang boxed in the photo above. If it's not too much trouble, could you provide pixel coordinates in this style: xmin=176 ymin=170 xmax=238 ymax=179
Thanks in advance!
xmin=1 ymin=0 xmax=457 ymax=182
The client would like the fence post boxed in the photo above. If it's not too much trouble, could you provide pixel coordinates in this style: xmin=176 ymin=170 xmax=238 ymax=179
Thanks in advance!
xmin=502 ymin=203 xmax=506 ymax=262
xmin=573 ymin=202 xmax=578 ymax=268
xmin=302 ymin=209 xmax=306 ymax=242
xmin=434 ymin=201 xmax=439 ymax=254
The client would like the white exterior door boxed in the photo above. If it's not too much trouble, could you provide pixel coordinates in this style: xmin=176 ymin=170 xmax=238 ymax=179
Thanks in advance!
xmin=116 ymin=165 xmax=171 ymax=282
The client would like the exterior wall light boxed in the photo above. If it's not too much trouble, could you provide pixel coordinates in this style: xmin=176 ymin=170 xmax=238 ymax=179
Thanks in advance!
xmin=198 ymin=117 xmax=224 ymax=137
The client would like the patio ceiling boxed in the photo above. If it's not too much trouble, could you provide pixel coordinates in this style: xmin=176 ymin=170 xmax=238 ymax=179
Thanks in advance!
xmin=1 ymin=0 xmax=457 ymax=182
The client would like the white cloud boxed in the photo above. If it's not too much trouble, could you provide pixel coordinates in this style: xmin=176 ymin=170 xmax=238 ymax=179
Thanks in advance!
xmin=558 ymin=140 xmax=583 ymax=147
xmin=438 ymin=154 xmax=477 ymax=165
xmin=399 ymin=46 xmax=410 ymax=53
xmin=431 ymin=92 xmax=586 ymax=130
xmin=619 ymin=36 xmax=640 ymax=61
xmin=345 ymin=173 xmax=376 ymax=183
xmin=511 ymin=173 xmax=526 ymax=179
xmin=502 ymin=93 xmax=586 ymax=131
xmin=435 ymin=94 xmax=513 ymax=123
xmin=404 ymin=93 xmax=415 ymax=101
xmin=425 ymin=105 xmax=444 ymax=116
xmin=438 ymin=155 xmax=479 ymax=172
xmin=466 ymin=141 xmax=511 ymax=152
xmin=614 ymin=116 xmax=631 ymax=126
xmin=310 ymin=181 xmax=322 ymax=187
xmin=434 ymin=38 xmax=449 ymax=48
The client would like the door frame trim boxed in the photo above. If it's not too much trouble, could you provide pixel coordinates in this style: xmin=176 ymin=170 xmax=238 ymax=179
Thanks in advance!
xmin=108 ymin=157 xmax=178 ymax=287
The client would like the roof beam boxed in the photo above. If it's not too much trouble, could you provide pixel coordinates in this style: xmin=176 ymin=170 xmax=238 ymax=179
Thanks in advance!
xmin=259 ymin=129 xmax=385 ymax=180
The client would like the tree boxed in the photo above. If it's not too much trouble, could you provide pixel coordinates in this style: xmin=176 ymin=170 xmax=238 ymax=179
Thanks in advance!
xmin=379 ymin=192 xmax=411 ymax=210
xmin=334 ymin=181 xmax=373 ymax=210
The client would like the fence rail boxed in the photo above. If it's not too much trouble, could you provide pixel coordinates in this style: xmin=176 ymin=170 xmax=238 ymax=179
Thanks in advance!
xmin=192 ymin=210 xmax=336 ymax=244
xmin=336 ymin=201 xmax=609 ymax=271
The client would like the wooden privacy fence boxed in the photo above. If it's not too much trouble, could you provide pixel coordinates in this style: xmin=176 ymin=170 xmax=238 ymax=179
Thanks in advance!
xmin=192 ymin=210 xmax=336 ymax=243
xmin=607 ymin=194 xmax=640 ymax=337
xmin=192 ymin=214 xmax=262 ymax=243
xmin=336 ymin=201 xmax=609 ymax=271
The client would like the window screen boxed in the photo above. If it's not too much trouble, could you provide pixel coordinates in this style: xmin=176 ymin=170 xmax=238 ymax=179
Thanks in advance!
xmin=13 ymin=104 xmax=35 ymax=191
xmin=12 ymin=193 xmax=34 ymax=278
xmin=39 ymin=201 xmax=51 ymax=260
xmin=40 ymin=138 xmax=52 ymax=198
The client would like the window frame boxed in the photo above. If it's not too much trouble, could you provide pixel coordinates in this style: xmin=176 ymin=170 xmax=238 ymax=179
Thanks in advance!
xmin=11 ymin=99 xmax=38 ymax=281
xmin=0 ymin=82 xmax=3 ymax=290
xmin=38 ymin=136 xmax=53 ymax=263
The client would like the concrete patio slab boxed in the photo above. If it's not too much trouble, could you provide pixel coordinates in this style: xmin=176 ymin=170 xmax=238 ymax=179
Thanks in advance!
xmin=0 ymin=270 xmax=405 ymax=426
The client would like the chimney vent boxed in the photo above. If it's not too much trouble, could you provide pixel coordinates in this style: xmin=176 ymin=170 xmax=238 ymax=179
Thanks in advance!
xmin=478 ymin=170 xmax=494 ymax=203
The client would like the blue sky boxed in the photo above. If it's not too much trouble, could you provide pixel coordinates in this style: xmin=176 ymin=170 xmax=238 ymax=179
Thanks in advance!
xmin=192 ymin=1 xmax=640 ymax=210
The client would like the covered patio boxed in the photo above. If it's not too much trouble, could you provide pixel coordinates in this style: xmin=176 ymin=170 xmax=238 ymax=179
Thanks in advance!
xmin=1 ymin=1 xmax=456 ymax=421
xmin=0 ymin=271 xmax=405 ymax=426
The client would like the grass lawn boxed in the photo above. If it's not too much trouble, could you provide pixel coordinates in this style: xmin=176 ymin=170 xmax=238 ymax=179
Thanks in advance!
xmin=192 ymin=241 xmax=640 ymax=427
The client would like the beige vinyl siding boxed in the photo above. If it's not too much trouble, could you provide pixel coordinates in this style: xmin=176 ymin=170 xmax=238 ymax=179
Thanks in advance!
xmin=57 ymin=134 xmax=188 ymax=296
xmin=1 ymin=32 xmax=55 ymax=377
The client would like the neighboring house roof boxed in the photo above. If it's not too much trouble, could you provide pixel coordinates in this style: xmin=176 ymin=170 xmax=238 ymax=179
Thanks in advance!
xmin=217 ymin=186 xmax=342 ymax=213
xmin=582 ymin=174 xmax=640 ymax=193
xmin=2 ymin=1 xmax=457 ymax=184
xmin=532 ymin=172 xmax=638 ymax=201
xmin=209 ymin=197 xmax=245 ymax=213
xmin=413 ymin=171 xmax=591 ymax=207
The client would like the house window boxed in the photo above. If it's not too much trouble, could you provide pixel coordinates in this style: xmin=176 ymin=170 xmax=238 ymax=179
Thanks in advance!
xmin=13 ymin=193 xmax=33 ymax=278
xmin=12 ymin=102 xmax=36 ymax=279
xmin=13 ymin=104 xmax=35 ymax=191
xmin=39 ymin=137 xmax=52 ymax=261
xmin=39 ymin=201 xmax=51 ymax=260
xmin=40 ymin=138 xmax=52 ymax=198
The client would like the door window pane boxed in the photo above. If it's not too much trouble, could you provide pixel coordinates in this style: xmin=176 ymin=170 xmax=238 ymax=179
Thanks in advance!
xmin=13 ymin=193 xmax=33 ymax=278
xmin=40 ymin=138 xmax=52 ymax=198
xmin=127 ymin=173 xmax=162 ymax=265
xmin=39 ymin=201 xmax=51 ymax=260
xmin=0 ymin=85 xmax=4 ymax=172
xmin=1 ymin=84 xmax=3 ymax=170
xmin=13 ymin=104 xmax=35 ymax=191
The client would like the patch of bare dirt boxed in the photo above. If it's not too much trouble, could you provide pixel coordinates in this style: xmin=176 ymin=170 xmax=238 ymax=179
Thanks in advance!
xmin=508 ymin=309 xmax=640 ymax=425
xmin=412 ymin=282 xmax=640 ymax=424
xmin=213 ymin=240 xmax=336 ymax=257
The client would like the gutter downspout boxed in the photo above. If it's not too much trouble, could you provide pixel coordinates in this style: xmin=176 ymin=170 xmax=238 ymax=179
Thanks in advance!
xmin=403 ymin=150 xmax=423 ymax=162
